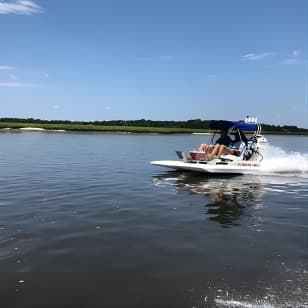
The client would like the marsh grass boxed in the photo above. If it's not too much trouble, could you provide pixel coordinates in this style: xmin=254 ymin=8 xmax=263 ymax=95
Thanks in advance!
xmin=0 ymin=122 xmax=210 ymax=134
xmin=0 ymin=122 xmax=307 ymax=135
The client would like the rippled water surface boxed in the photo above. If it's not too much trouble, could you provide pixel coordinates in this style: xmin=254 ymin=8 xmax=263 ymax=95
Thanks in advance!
xmin=0 ymin=131 xmax=307 ymax=308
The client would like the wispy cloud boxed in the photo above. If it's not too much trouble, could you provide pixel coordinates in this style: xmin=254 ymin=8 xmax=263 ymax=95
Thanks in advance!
xmin=241 ymin=52 xmax=273 ymax=60
xmin=0 ymin=65 xmax=15 ymax=70
xmin=207 ymin=74 xmax=217 ymax=78
xmin=281 ymin=49 xmax=302 ymax=65
xmin=0 ymin=1 xmax=42 ymax=15
xmin=292 ymin=49 xmax=301 ymax=57
xmin=281 ymin=58 xmax=299 ymax=65
xmin=9 ymin=73 xmax=17 ymax=80
xmin=0 ymin=82 xmax=33 ymax=87
xmin=159 ymin=55 xmax=173 ymax=60
xmin=136 ymin=55 xmax=173 ymax=61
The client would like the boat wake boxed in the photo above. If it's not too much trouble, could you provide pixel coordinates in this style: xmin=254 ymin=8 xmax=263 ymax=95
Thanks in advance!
xmin=261 ymin=145 xmax=308 ymax=175
xmin=213 ymin=263 xmax=308 ymax=308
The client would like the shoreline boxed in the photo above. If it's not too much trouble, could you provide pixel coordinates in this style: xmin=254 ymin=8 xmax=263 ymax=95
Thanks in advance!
xmin=0 ymin=124 xmax=308 ymax=136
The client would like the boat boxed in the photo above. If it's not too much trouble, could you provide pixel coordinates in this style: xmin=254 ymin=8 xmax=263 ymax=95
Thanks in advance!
xmin=150 ymin=117 xmax=268 ymax=174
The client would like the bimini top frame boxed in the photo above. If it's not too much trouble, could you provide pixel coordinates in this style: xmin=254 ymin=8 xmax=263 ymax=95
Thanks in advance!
xmin=209 ymin=120 xmax=256 ymax=132
xmin=209 ymin=120 xmax=262 ymax=134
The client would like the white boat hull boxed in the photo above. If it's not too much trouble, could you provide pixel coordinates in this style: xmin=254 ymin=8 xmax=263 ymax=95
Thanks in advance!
xmin=150 ymin=160 xmax=261 ymax=174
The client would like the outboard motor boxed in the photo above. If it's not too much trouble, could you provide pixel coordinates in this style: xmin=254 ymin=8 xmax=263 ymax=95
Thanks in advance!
xmin=243 ymin=135 xmax=257 ymax=161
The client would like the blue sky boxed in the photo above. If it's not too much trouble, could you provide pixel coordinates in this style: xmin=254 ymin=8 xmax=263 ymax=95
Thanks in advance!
xmin=0 ymin=0 xmax=307 ymax=127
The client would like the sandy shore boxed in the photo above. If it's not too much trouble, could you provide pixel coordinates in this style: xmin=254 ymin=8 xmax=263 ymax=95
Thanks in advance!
xmin=0 ymin=127 xmax=66 ymax=132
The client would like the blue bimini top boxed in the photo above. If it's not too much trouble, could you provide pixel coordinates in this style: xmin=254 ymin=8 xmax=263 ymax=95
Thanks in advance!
xmin=209 ymin=120 xmax=257 ymax=132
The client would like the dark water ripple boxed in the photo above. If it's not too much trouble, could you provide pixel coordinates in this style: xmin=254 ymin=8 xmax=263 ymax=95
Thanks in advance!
xmin=0 ymin=132 xmax=307 ymax=308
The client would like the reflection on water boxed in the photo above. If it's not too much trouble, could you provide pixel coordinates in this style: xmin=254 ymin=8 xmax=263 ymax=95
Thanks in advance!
xmin=152 ymin=171 xmax=308 ymax=228
xmin=152 ymin=171 xmax=308 ymax=307
xmin=152 ymin=171 xmax=265 ymax=227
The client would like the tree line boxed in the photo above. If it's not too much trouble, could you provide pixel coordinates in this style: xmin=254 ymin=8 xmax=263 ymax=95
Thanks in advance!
xmin=0 ymin=117 xmax=307 ymax=133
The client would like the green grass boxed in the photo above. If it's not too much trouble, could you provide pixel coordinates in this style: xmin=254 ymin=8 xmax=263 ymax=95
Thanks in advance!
xmin=0 ymin=122 xmax=307 ymax=135
xmin=0 ymin=122 xmax=211 ymax=134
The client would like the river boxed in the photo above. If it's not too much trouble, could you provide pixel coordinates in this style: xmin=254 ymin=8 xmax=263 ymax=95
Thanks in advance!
xmin=0 ymin=131 xmax=307 ymax=308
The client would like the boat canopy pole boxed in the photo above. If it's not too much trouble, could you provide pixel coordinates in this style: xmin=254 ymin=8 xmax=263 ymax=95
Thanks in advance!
xmin=210 ymin=132 xmax=216 ymax=145
xmin=202 ymin=131 xmax=217 ymax=155
xmin=256 ymin=123 xmax=261 ymax=135
xmin=236 ymin=127 xmax=243 ymax=143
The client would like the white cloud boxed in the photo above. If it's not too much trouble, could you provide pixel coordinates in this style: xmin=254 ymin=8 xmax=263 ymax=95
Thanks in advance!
xmin=52 ymin=105 xmax=60 ymax=109
xmin=241 ymin=52 xmax=273 ymax=60
xmin=0 ymin=0 xmax=42 ymax=15
xmin=0 ymin=81 xmax=33 ymax=87
xmin=0 ymin=65 xmax=15 ymax=70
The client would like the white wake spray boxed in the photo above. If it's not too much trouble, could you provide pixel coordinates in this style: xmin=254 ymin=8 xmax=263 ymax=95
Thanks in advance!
xmin=261 ymin=144 xmax=308 ymax=174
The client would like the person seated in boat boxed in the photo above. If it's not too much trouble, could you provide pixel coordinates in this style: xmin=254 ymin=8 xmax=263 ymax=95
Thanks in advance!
xmin=199 ymin=129 xmax=232 ymax=153
xmin=210 ymin=130 xmax=247 ymax=159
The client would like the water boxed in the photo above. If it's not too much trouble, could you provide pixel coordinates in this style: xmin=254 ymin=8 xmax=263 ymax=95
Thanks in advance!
xmin=0 ymin=131 xmax=307 ymax=308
